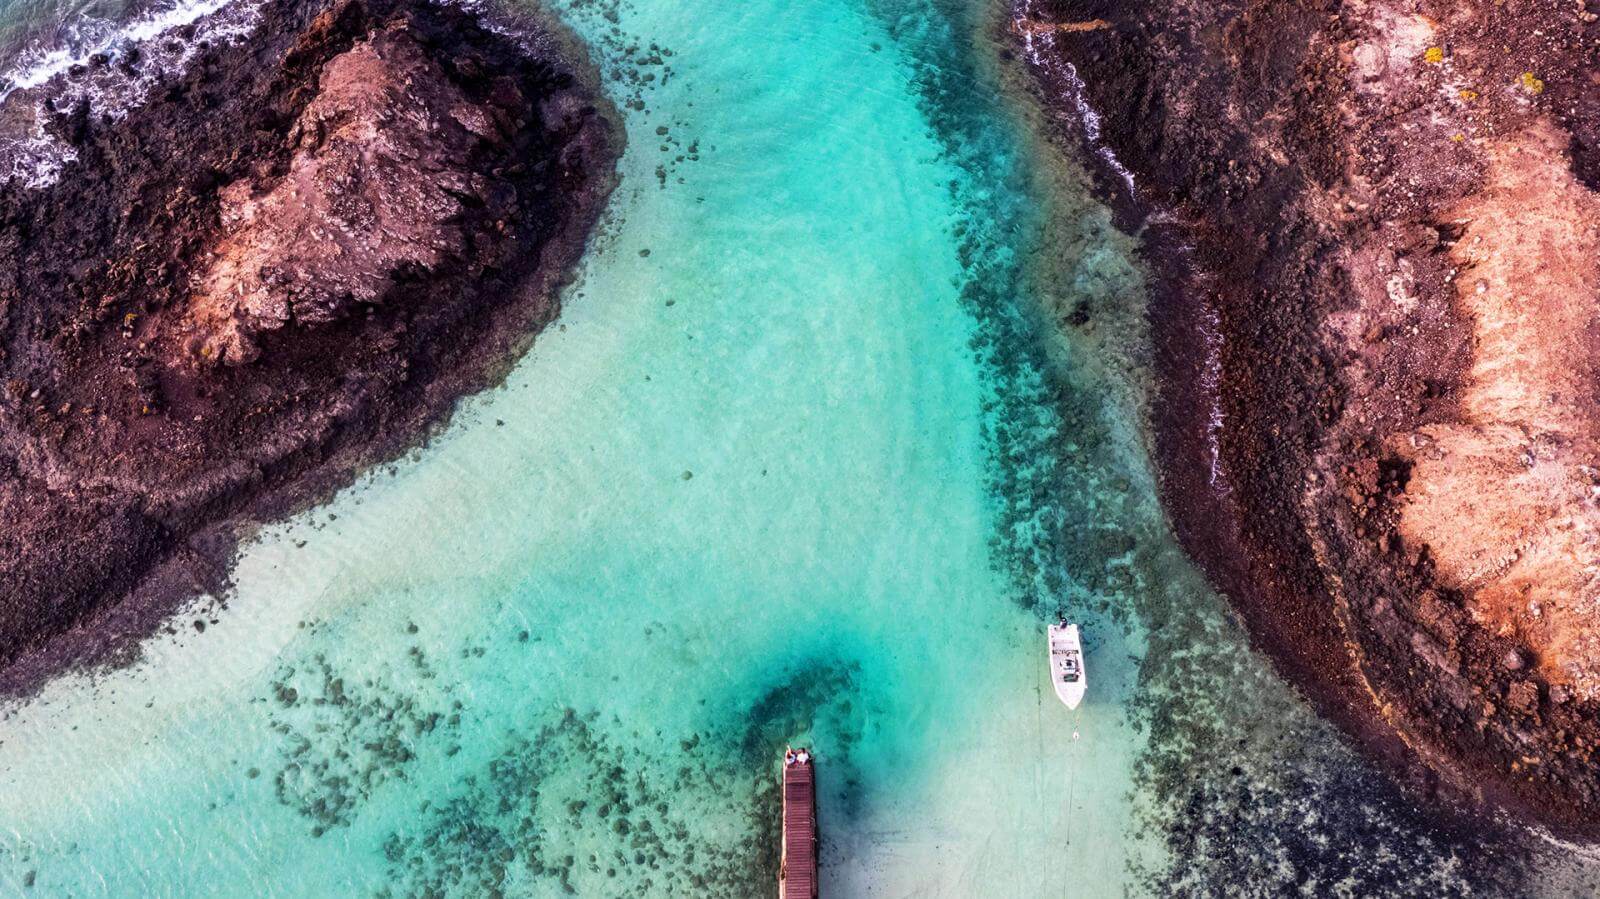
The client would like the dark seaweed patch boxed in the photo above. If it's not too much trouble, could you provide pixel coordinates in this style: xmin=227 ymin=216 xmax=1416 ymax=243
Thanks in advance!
xmin=1125 ymin=599 xmax=1524 ymax=896
xmin=374 ymin=654 xmax=864 ymax=896
xmin=868 ymin=0 xmax=1523 ymax=892
xmin=267 ymin=650 xmax=463 ymax=834
xmin=737 ymin=661 xmax=859 ymax=764
xmin=730 ymin=657 xmax=867 ymax=824
xmin=377 ymin=710 xmax=770 ymax=897
xmin=864 ymin=0 xmax=1144 ymax=623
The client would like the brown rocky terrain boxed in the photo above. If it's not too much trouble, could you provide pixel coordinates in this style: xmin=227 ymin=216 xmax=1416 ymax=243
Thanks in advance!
xmin=0 ymin=0 xmax=618 ymax=691
xmin=1015 ymin=0 xmax=1600 ymax=838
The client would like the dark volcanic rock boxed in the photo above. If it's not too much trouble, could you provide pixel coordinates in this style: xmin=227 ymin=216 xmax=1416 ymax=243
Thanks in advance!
xmin=0 ymin=0 xmax=619 ymax=690
xmin=1015 ymin=0 xmax=1600 ymax=840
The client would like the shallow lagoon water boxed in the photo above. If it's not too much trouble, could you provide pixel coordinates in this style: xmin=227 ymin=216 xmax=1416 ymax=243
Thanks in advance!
xmin=0 ymin=0 xmax=1148 ymax=893
xmin=0 ymin=0 xmax=1574 ymax=894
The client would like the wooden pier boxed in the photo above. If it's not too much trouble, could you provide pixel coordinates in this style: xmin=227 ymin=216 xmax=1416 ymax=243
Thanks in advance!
xmin=780 ymin=749 xmax=818 ymax=899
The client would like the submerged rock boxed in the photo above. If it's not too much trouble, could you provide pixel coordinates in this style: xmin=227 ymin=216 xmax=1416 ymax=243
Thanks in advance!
xmin=0 ymin=0 xmax=620 ymax=690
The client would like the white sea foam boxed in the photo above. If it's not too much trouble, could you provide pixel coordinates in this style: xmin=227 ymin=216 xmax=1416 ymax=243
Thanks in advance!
xmin=1 ymin=130 xmax=74 ymax=188
xmin=1014 ymin=5 xmax=1234 ymax=497
xmin=0 ymin=0 xmax=254 ymax=102
xmin=1016 ymin=3 xmax=1138 ymax=196
xmin=0 ymin=0 xmax=262 ymax=189
xmin=1197 ymin=293 xmax=1229 ymax=493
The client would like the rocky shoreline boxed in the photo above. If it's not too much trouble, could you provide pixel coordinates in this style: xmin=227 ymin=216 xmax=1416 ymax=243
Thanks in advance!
xmin=0 ymin=0 xmax=619 ymax=693
xmin=1016 ymin=0 xmax=1600 ymax=838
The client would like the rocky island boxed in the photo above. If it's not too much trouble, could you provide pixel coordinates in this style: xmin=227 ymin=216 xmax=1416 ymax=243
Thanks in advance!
xmin=0 ymin=0 xmax=618 ymax=691
xmin=1017 ymin=0 xmax=1600 ymax=838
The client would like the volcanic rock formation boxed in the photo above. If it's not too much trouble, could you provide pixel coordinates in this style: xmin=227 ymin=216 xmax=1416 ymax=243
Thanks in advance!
xmin=1016 ymin=0 xmax=1600 ymax=838
xmin=0 ymin=0 xmax=618 ymax=689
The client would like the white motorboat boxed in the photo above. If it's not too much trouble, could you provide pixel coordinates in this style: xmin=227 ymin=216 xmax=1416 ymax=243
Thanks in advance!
xmin=1048 ymin=620 xmax=1086 ymax=709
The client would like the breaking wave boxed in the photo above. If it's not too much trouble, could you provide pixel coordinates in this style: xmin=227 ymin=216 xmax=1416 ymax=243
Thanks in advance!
xmin=0 ymin=0 xmax=261 ymax=188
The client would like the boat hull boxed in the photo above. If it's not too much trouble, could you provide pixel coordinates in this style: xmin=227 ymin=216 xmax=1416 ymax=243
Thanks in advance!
xmin=1048 ymin=623 xmax=1087 ymax=709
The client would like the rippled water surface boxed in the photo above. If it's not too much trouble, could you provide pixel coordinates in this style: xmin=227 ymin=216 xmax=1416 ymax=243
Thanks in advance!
xmin=0 ymin=0 xmax=1580 ymax=894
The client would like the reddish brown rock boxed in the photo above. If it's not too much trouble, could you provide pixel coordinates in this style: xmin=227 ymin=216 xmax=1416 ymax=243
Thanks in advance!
xmin=188 ymin=25 xmax=494 ymax=364
xmin=0 ymin=0 xmax=619 ymax=691
xmin=1016 ymin=0 xmax=1600 ymax=839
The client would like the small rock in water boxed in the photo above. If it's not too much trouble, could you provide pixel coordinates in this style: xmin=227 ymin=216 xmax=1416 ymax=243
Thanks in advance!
xmin=681 ymin=470 xmax=693 ymax=480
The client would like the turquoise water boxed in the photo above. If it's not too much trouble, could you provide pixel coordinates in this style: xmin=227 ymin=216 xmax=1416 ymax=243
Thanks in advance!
xmin=0 ymin=0 xmax=1572 ymax=894
xmin=0 ymin=0 xmax=1148 ymax=893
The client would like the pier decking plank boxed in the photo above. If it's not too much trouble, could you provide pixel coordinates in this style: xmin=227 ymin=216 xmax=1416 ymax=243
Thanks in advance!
xmin=780 ymin=757 xmax=817 ymax=899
